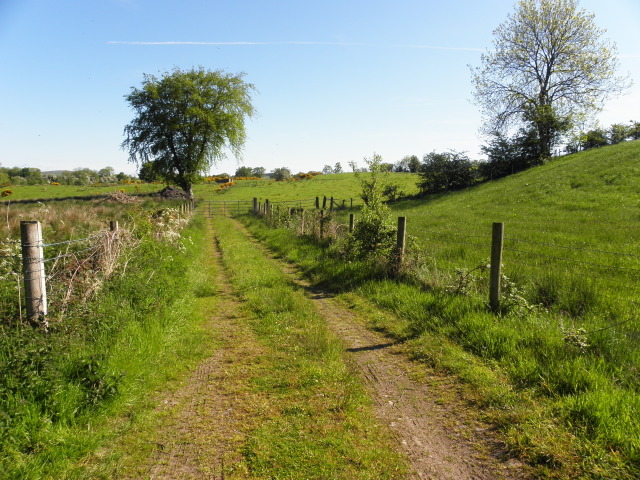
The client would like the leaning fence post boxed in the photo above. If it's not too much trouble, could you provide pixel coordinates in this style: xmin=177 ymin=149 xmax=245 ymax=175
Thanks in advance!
xmin=349 ymin=213 xmax=355 ymax=233
xmin=490 ymin=222 xmax=504 ymax=312
xmin=396 ymin=216 xmax=407 ymax=266
xmin=20 ymin=221 xmax=47 ymax=328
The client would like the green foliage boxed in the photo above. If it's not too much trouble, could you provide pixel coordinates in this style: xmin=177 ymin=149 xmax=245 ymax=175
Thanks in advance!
xmin=137 ymin=161 xmax=161 ymax=182
xmin=122 ymin=67 xmax=256 ymax=197
xmin=270 ymin=167 xmax=291 ymax=181
xmin=345 ymin=154 xmax=396 ymax=260
xmin=234 ymin=165 xmax=253 ymax=177
xmin=472 ymin=0 xmax=629 ymax=158
xmin=479 ymin=128 xmax=543 ymax=180
xmin=417 ymin=151 xmax=477 ymax=194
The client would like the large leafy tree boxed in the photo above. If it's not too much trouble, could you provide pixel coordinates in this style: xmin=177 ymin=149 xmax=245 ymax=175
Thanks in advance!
xmin=471 ymin=0 xmax=628 ymax=160
xmin=122 ymin=67 xmax=256 ymax=198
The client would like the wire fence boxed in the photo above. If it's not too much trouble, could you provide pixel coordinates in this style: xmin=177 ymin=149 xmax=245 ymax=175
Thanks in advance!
xmin=0 ymin=201 xmax=195 ymax=327
xmin=251 ymin=203 xmax=640 ymax=338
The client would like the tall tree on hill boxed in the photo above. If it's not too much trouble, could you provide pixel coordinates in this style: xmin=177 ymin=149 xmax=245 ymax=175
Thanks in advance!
xmin=122 ymin=67 xmax=256 ymax=198
xmin=471 ymin=0 xmax=629 ymax=161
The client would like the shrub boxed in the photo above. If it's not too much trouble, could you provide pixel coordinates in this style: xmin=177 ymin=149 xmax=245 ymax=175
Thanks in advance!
xmin=345 ymin=154 xmax=396 ymax=260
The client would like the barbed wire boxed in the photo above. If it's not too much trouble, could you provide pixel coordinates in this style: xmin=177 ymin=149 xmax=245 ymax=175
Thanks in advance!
xmin=41 ymin=232 xmax=108 ymax=248
xmin=43 ymin=246 xmax=100 ymax=263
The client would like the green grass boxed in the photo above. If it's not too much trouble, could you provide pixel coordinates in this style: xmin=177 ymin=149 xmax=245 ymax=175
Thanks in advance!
xmin=211 ymin=215 xmax=407 ymax=478
xmin=0 ymin=183 xmax=161 ymax=201
xmin=0 ymin=211 xmax=217 ymax=479
xmin=237 ymin=140 xmax=640 ymax=479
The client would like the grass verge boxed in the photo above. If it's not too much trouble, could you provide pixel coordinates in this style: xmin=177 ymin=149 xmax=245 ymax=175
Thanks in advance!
xmin=0 ymin=215 xmax=217 ymax=479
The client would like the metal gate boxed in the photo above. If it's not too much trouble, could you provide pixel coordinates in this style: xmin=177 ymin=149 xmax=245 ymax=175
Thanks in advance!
xmin=196 ymin=200 xmax=253 ymax=217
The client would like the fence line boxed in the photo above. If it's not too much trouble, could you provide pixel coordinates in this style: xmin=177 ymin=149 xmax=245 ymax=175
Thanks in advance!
xmin=251 ymin=203 xmax=640 ymax=316
xmin=1 ymin=200 xmax=195 ymax=327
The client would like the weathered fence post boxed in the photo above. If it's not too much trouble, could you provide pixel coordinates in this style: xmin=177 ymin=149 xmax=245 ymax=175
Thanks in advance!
xmin=330 ymin=196 xmax=334 ymax=212
xmin=315 ymin=197 xmax=320 ymax=209
xmin=490 ymin=222 xmax=504 ymax=312
xmin=20 ymin=221 xmax=47 ymax=328
xmin=322 ymin=196 xmax=327 ymax=209
xmin=110 ymin=220 xmax=119 ymax=232
xmin=396 ymin=216 xmax=407 ymax=266
xmin=253 ymin=197 xmax=258 ymax=214
xmin=349 ymin=213 xmax=355 ymax=233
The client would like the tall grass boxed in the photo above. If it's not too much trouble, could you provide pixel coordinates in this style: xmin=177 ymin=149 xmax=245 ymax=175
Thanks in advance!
xmin=0 ymin=203 xmax=214 ymax=479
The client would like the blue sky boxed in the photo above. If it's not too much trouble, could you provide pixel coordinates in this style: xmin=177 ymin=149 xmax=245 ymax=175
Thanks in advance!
xmin=0 ymin=0 xmax=638 ymax=176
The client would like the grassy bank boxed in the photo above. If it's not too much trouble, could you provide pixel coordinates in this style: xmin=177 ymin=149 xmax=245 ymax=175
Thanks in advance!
xmin=0 ymin=208 xmax=215 ymax=479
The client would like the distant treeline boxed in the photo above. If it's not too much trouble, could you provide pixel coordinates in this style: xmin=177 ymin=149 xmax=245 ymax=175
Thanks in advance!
xmin=0 ymin=166 xmax=138 ymax=186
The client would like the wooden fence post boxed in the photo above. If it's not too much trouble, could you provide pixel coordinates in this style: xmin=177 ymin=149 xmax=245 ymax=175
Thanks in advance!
xmin=20 ymin=221 xmax=47 ymax=328
xmin=253 ymin=197 xmax=258 ymax=214
xmin=330 ymin=196 xmax=334 ymax=212
xmin=396 ymin=216 xmax=407 ymax=266
xmin=315 ymin=197 xmax=320 ymax=209
xmin=349 ymin=213 xmax=355 ymax=233
xmin=110 ymin=220 xmax=119 ymax=232
xmin=322 ymin=196 xmax=327 ymax=209
xmin=490 ymin=222 xmax=504 ymax=312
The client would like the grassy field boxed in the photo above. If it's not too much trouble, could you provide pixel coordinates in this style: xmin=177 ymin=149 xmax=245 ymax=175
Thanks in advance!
xmin=233 ymin=140 xmax=640 ymax=479
xmin=0 ymin=183 xmax=161 ymax=202
xmin=193 ymin=171 xmax=420 ymax=204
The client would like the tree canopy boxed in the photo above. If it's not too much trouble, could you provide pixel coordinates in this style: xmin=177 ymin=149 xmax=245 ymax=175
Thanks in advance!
xmin=471 ymin=0 xmax=628 ymax=160
xmin=122 ymin=67 xmax=256 ymax=197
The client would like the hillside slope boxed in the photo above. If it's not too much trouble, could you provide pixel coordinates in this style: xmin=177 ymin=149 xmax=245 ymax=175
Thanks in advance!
xmin=395 ymin=140 xmax=640 ymax=250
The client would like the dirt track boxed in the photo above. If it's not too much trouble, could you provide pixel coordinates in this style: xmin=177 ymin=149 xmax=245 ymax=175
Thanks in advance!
xmin=128 ymin=219 xmax=532 ymax=479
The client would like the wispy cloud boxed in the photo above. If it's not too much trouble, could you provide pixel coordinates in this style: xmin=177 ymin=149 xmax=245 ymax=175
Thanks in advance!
xmin=107 ymin=40 xmax=482 ymax=52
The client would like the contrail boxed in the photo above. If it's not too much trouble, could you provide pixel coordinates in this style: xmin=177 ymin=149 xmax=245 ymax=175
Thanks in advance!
xmin=107 ymin=40 xmax=482 ymax=52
